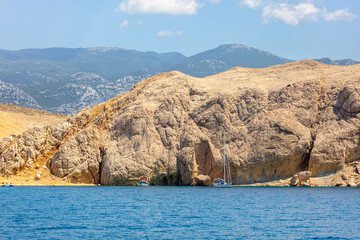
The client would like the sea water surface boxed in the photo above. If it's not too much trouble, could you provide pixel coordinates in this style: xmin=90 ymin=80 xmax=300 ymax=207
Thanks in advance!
xmin=0 ymin=186 xmax=359 ymax=239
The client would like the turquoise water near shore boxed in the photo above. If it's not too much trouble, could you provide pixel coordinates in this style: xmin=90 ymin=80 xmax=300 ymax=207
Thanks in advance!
xmin=0 ymin=186 xmax=359 ymax=239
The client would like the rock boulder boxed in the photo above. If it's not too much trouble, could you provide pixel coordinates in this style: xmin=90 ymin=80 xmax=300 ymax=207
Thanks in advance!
xmin=194 ymin=174 xmax=212 ymax=186
xmin=297 ymin=171 xmax=312 ymax=183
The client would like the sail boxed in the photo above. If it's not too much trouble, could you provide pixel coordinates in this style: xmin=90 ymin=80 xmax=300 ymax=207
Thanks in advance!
xmin=213 ymin=130 xmax=231 ymax=187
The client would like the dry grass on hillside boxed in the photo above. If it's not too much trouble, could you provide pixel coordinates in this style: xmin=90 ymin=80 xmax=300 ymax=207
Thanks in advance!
xmin=0 ymin=103 xmax=67 ymax=139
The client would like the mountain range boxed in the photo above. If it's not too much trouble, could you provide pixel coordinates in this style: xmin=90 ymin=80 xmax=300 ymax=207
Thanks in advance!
xmin=0 ymin=44 xmax=358 ymax=114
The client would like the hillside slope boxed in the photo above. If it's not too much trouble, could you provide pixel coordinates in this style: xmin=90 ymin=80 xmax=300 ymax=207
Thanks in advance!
xmin=1 ymin=61 xmax=360 ymax=186
xmin=0 ymin=103 xmax=67 ymax=139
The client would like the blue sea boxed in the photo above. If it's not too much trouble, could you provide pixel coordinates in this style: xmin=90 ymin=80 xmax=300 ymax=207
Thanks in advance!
xmin=0 ymin=187 xmax=359 ymax=240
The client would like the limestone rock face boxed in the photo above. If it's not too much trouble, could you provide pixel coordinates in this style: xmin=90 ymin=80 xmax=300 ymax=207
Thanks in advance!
xmin=194 ymin=174 xmax=212 ymax=186
xmin=290 ymin=171 xmax=312 ymax=186
xmin=0 ymin=123 xmax=68 ymax=176
xmin=1 ymin=60 xmax=360 ymax=185
xmin=297 ymin=171 xmax=312 ymax=183
xmin=335 ymin=181 xmax=346 ymax=187
xmin=301 ymin=182 xmax=311 ymax=187
xmin=49 ymin=128 xmax=101 ymax=183
xmin=347 ymin=178 xmax=357 ymax=187
xmin=290 ymin=176 xmax=299 ymax=186
xmin=308 ymin=85 xmax=360 ymax=176
xmin=356 ymin=164 xmax=360 ymax=174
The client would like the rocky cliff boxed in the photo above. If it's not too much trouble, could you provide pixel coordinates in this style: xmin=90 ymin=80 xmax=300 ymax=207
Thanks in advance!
xmin=1 ymin=60 xmax=360 ymax=186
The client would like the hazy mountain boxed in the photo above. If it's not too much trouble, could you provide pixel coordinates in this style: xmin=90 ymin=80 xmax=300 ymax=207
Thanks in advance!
xmin=314 ymin=57 xmax=360 ymax=66
xmin=0 ymin=47 xmax=186 ymax=80
xmin=43 ymin=71 xmax=156 ymax=114
xmin=0 ymin=80 xmax=40 ymax=108
xmin=0 ymin=45 xmax=358 ymax=114
xmin=169 ymin=44 xmax=294 ymax=77
xmin=0 ymin=47 xmax=176 ymax=113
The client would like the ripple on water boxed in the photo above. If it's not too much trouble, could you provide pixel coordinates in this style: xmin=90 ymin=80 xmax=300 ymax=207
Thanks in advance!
xmin=0 ymin=187 xmax=359 ymax=239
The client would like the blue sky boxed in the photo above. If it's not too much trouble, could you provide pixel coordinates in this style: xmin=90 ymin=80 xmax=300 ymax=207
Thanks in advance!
xmin=0 ymin=0 xmax=359 ymax=60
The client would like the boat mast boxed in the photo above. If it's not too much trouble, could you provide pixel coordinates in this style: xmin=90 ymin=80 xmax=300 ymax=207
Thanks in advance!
xmin=223 ymin=130 xmax=226 ymax=183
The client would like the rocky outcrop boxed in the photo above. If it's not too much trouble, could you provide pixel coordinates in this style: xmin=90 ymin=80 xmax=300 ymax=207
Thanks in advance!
xmin=297 ymin=171 xmax=312 ymax=183
xmin=194 ymin=174 xmax=212 ymax=186
xmin=308 ymin=85 xmax=360 ymax=176
xmin=290 ymin=176 xmax=299 ymax=186
xmin=289 ymin=171 xmax=312 ymax=186
xmin=0 ymin=60 xmax=360 ymax=185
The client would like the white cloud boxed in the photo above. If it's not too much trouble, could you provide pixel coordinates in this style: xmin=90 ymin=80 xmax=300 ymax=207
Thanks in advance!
xmin=117 ymin=0 xmax=203 ymax=15
xmin=323 ymin=8 xmax=357 ymax=21
xmin=241 ymin=0 xmax=262 ymax=9
xmin=157 ymin=30 xmax=183 ymax=37
xmin=119 ymin=20 xmax=129 ymax=28
xmin=262 ymin=3 xmax=320 ymax=25
xmin=243 ymin=1 xmax=356 ymax=26
xmin=295 ymin=3 xmax=320 ymax=21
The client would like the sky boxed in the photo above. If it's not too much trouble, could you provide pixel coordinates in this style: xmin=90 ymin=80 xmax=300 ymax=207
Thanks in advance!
xmin=0 ymin=0 xmax=359 ymax=60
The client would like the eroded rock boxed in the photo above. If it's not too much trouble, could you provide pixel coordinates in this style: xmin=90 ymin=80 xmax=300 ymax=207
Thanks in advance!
xmin=301 ymin=182 xmax=311 ymax=187
xmin=1 ymin=61 xmax=360 ymax=185
xmin=297 ymin=171 xmax=312 ymax=183
xmin=356 ymin=164 xmax=360 ymax=174
xmin=290 ymin=176 xmax=299 ymax=186
xmin=194 ymin=174 xmax=212 ymax=186
xmin=347 ymin=178 xmax=357 ymax=187
xmin=335 ymin=181 xmax=346 ymax=187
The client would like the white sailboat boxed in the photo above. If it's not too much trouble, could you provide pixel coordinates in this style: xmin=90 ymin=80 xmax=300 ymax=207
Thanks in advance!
xmin=213 ymin=130 xmax=232 ymax=188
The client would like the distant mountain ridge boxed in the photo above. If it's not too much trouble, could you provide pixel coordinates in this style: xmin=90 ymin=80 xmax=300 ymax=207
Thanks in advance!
xmin=0 ymin=44 xmax=358 ymax=114
xmin=314 ymin=57 xmax=360 ymax=66
xmin=0 ymin=47 xmax=186 ymax=80
xmin=170 ymin=44 xmax=293 ymax=77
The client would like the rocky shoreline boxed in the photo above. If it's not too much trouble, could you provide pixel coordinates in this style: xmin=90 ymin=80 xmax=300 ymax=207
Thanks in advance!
xmin=1 ymin=61 xmax=360 ymax=186
xmin=2 ymin=162 xmax=360 ymax=187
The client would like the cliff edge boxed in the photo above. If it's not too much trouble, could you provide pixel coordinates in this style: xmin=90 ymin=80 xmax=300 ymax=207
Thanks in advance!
xmin=1 ymin=60 xmax=360 ymax=186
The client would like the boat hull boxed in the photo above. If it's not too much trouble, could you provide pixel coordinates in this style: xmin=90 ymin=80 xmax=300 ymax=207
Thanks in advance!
xmin=212 ymin=183 xmax=232 ymax=188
